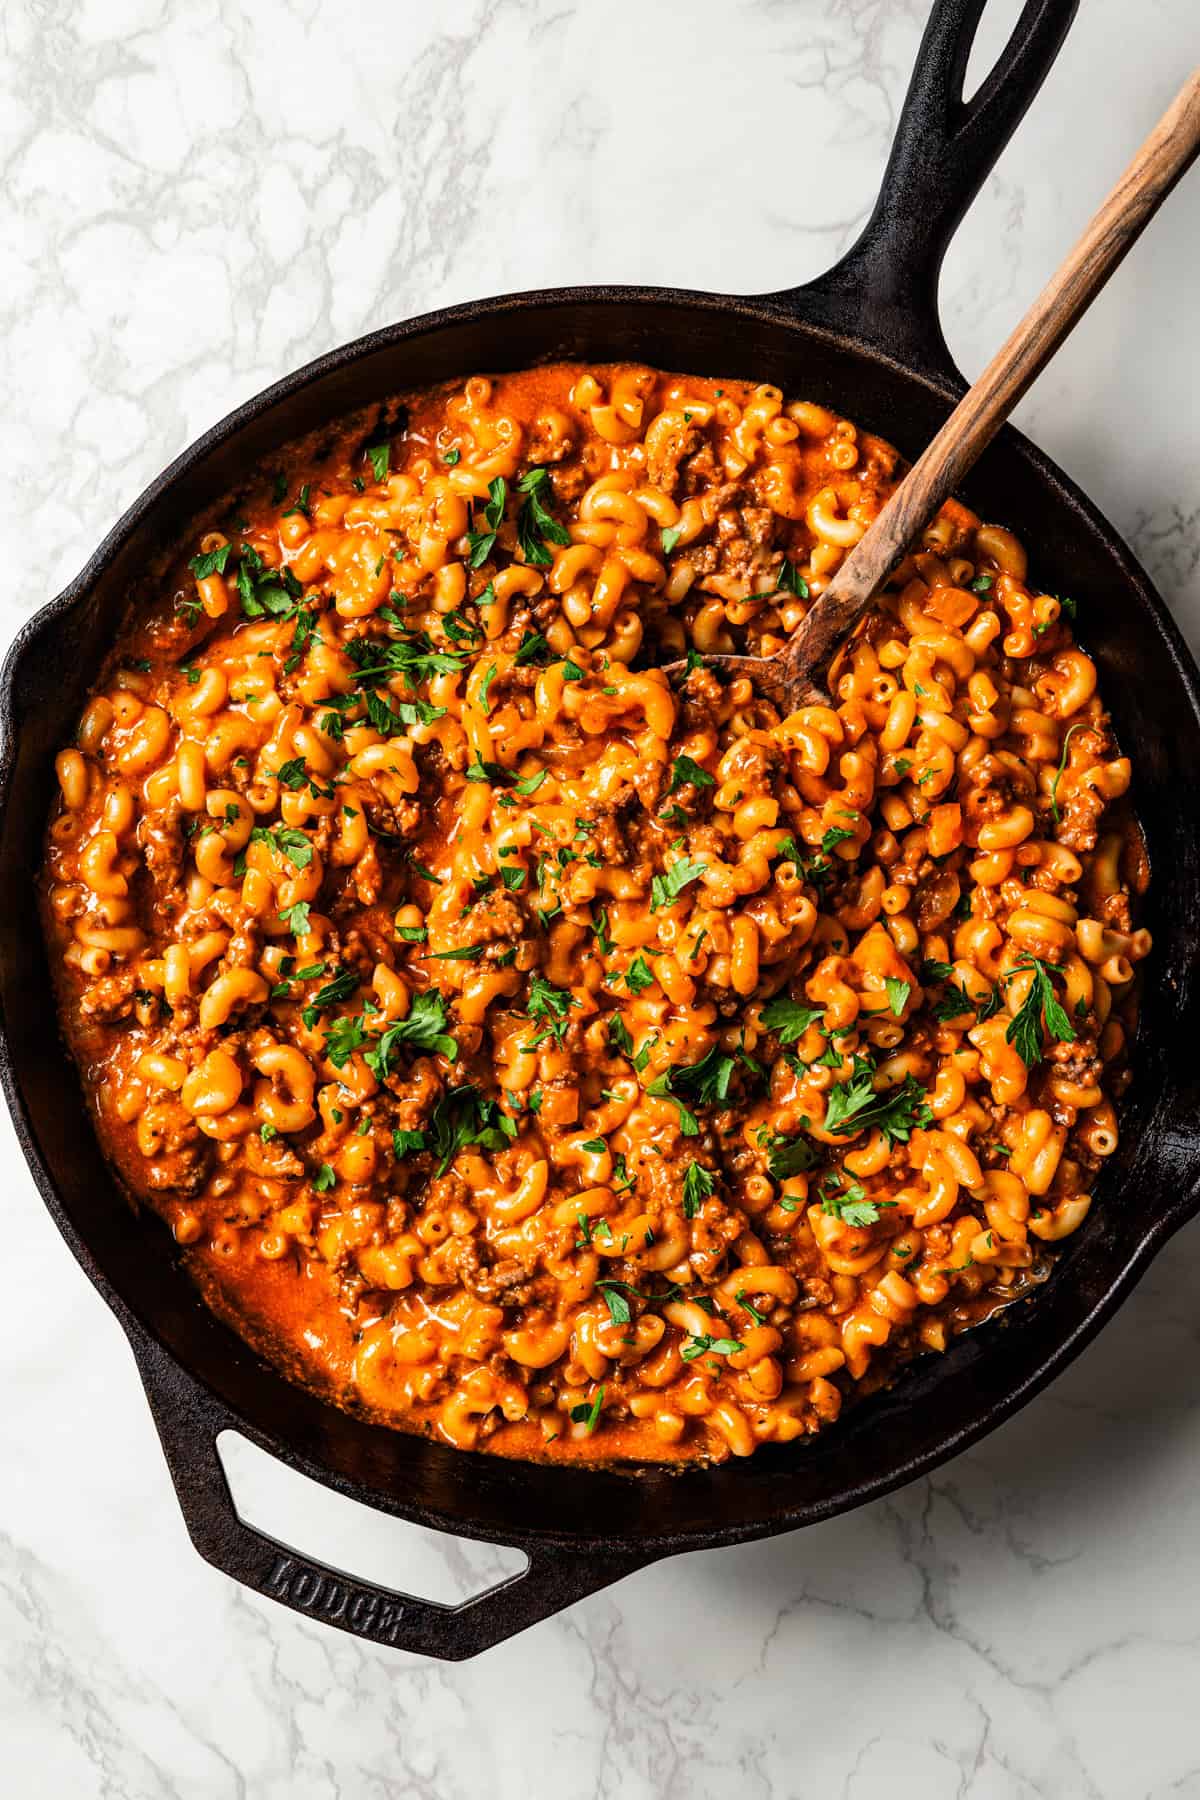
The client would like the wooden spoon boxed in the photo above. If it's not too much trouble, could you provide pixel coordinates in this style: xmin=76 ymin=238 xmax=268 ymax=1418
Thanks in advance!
xmin=664 ymin=67 xmax=1200 ymax=709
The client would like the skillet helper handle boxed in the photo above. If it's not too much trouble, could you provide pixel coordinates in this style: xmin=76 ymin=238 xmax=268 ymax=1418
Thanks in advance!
xmin=776 ymin=62 xmax=1200 ymax=694
xmin=131 ymin=1334 xmax=646 ymax=1661
xmin=771 ymin=0 xmax=1080 ymax=383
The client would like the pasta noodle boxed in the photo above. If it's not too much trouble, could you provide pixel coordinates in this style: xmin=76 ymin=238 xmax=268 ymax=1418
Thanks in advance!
xmin=41 ymin=364 xmax=1150 ymax=1464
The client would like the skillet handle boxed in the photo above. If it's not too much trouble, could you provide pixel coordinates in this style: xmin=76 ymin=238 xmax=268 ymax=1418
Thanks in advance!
xmin=130 ymin=1333 xmax=648 ymax=1661
xmin=767 ymin=0 xmax=1079 ymax=387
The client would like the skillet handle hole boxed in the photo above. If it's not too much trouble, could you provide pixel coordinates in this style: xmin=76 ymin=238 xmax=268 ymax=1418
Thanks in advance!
xmin=216 ymin=1429 xmax=528 ymax=1607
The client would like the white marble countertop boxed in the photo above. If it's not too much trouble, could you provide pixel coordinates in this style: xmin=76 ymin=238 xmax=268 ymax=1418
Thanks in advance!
xmin=3 ymin=0 xmax=1200 ymax=1793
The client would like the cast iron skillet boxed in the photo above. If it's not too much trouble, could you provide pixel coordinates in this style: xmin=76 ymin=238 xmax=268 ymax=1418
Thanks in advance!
xmin=4 ymin=0 xmax=1200 ymax=1662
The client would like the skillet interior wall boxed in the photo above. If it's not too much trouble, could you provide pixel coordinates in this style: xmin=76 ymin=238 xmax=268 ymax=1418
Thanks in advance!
xmin=5 ymin=294 xmax=1193 ymax=1549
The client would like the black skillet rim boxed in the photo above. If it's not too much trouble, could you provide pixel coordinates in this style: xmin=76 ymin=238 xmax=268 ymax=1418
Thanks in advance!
xmin=3 ymin=278 xmax=1200 ymax=1564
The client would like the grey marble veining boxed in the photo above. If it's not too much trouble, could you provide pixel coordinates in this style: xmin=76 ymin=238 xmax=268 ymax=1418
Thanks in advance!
xmin=3 ymin=1 xmax=1200 ymax=1794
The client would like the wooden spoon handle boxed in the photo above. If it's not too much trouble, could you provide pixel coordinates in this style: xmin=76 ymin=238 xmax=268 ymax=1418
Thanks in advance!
xmin=779 ymin=65 xmax=1200 ymax=696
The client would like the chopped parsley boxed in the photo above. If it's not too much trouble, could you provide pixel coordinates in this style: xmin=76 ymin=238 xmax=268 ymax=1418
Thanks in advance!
xmin=249 ymin=825 xmax=313 ymax=871
xmin=570 ymin=1386 xmax=605 ymax=1433
xmin=515 ymin=467 xmax=572 ymax=566
xmin=682 ymin=1161 xmax=715 ymax=1217
xmin=680 ymin=1334 xmax=743 ymax=1363
xmin=235 ymin=544 xmax=304 ymax=621
xmin=624 ymin=954 xmax=655 ymax=994
xmin=597 ymin=1283 xmax=632 ymax=1325
xmin=667 ymin=753 xmax=715 ymax=795
xmin=1004 ymin=958 xmax=1077 ymax=1068
xmin=464 ymin=755 xmax=513 ymax=786
xmin=513 ymin=630 xmax=549 ymax=666
xmin=776 ymin=558 xmax=809 ymax=599
xmin=359 ymin=990 xmax=458 ymax=1078
xmin=885 ymin=978 xmax=911 ymax=1018
xmin=650 ymin=853 xmax=707 ymax=911
xmin=277 ymin=900 xmax=311 ymax=937
xmin=524 ymin=975 xmax=578 ymax=1049
xmin=301 ymin=967 xmax=360 ymax=1029
xmin=821 ymin=1185 xmax=893 ymax=1227
xmin=644 ymin=1068 xmax=700 ymax=1137
xmin=823 ymin=1068 xmax=934 ymax=1142
xmin=764 ymin=1132 xmax=820 ymax=1179
xmin=669 ymin=1046 xmax=737 ymax=1107
xmin=377 ymin=1086 xmax=519 ymax=1176
xmin=1050 ymin=722 xmax=1090 ymax=825
xmin=466 ymin=475 xmax=507 ymax=568
xmin=188 ymin=543 xmax=231 ymax=580
xmin=759 ymin=996 xmax=823 ymax=1043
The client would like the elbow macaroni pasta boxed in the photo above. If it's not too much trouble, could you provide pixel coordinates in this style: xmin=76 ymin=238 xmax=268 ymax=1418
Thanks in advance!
xmin=41 ymin=364 xmax=1150 ymax=1464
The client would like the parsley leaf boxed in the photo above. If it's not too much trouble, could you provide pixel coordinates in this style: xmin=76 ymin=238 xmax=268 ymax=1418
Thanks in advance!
xmin=624 ymin=954 xmax=655 ymax=994
xmin=525 ymin=975 xmax=577 ymax=1049
xmin=425 ymin=1083 xmax=517 ymax=1175
xmin=464 ymin=755 xmax=513 ymax=786
xmin=824 ymin=1068 xmax=934 ymax=1142
xmin=765 ymin=1133 xmax=820 ymax=1179
xmin=650 ymin=853 xmax=707 ymax=911
xmin=885 ymin=978 xmax=911 ymax=1018
xmin=1050 ymin=722 xmax=1089 ymax=825
xmin=362 ymin=990 xmax=458 ymax=1077
xmin=277 ymin=900 xmax=311 ymax=937
xmin=513 ymin=630 xmax=549 ymax=666
xmin=348 ymin=630 xmax=467 ymax=689
xmin=597 ymin=1283 xmax=632 ymax=1326
xmin=644 ymin=1069 xmax=700 ymax=1136
xmin=570 ymin=1385 xmax=605 ymax=1433
xmin=515 ymin=467 xmax=572 ymax=566
xmin=235 ymin=544 xmax=303 ymax=621
xmin=667 ymin=753 xmax=715 ymax=795
xmin=670 ymin=1046 xmax=736 ymax=1108
xmin=466 ymin=475 xmax=507 ymax=567
xmin=301 ymin=967 xmax=360 ymax=1029
xmin=188 ymin=544 xmax=231 ymax=580
xmin=250 ymin=825 xmax=313 ymax=871
xmin=273 ymin=756 xmax=308 ymax=791
xmin=1005 ymin=959 xmax=1077 ymax=1068
xmin=776 ymin=558 xmax=809 ymax=599
xmin=682 ymin=1161 xmax=715 ymax=1217
xmin=323 ymin=1013 xmax=368 ymax=1068
xmin=680 ymin=1334 xmax=743 ymax=1362
xmin=759 ymin=996 xmax=823 ymax=1043
xmin=822 ymin=1185 xmax=893 ymax=1227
